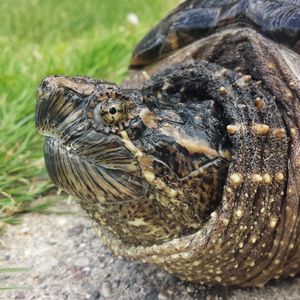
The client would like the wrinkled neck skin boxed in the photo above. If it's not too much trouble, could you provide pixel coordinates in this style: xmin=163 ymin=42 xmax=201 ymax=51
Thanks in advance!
xmin=36 ymin=66 xmax=231 ymax=246
xmin=36 ymin=3 xmax=300 ymax=287
xmin=36 ymin=48 xmax=299 ymax=285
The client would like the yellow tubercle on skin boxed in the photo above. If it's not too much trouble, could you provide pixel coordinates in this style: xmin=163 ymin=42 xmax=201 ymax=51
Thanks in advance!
xmin=168 ymin=188 xmax=178 ymax=197
xmin=227 ymin=125 xmax=238 ymax=135
xmin=267 ymin=62 xmax=276 ymax=70
xmin=255 ymin=97 xmax=265 ymax=111
xmin=152 ymin=178 xmax=166 ymax=190
xmin=235 ymin=75 xmax=252 ymax=87
xmin=243 ymin=75 xmax=252 ymax=83
xmin=219 ymin=86 xmax=228 ymax=96
xmin=275 ymin=172 xmax=284 ymax=182
xmin=229 ymin=173 xmax=243 ymax=185
xmin=210 ymin=211 xmax=218 ymax=219
xmin=290 ymin=128 xmax=297 ymax=136
xmin=248 ymin=260 xmax=256 ymax=267
xmin=273 ymin=128 xmax=286 ymax=138
xmin=251 ymin=174 xmax=263 ymax=184
xmin=285 ymin=87 xmax=293 ymax=100
xmin=222 ymin=218 xmax=230 ymax=226
xmin=252 ymin=124 xmax=270 ymax=135
xmin=269 ymin=217 xmax=278 ymax=228
xmin=262 ymin=173 xmax=272 ymax=184
xmin=235 ymin=209 xmax=244 ymax=219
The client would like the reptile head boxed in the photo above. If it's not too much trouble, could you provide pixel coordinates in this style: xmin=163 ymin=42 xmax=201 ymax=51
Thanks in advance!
xmin=36 ymin=72 xmax=229 ymax=246
xmin=35 ymin=0 xmax=300 ymax=287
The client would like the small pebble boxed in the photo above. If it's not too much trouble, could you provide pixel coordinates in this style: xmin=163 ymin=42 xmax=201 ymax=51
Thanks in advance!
xmin=114 ymin=259 xmax=126 ymax=272
xmin=100 ymin=281 xmax=113 ymax=297
xmin=90 ymin=237 xmax=101 ymax=248
xmin=74 ymin=257 xmax=90 ymax=268
xmin=57 ymin=218 xmax=68 ymax=226
xmin=91 ymin=290 xmax=101 ymax=300
xmin=168 ymin=276 xmax=179 ymax=286
xmin=82 ymin=266 xmax=91 ymax=275
xmin=158 ymin=291 xmax=169 ymax=300
xmin=166 ymin=287 xmax=175 ymax=296
xmin=156 ymin=271 xmax=167 ymax=279
xmin=14 ymin=292 xmax=25 ymax=299
xmin=46 ymin=239 xmax=57 ymax=246
xmin=67 ymin=224 xmax=84 ymax=237
xmin=145 ymin=288 xmax=159 ymax=300
xmin=36 ymin=256 xmax=59 ymax=273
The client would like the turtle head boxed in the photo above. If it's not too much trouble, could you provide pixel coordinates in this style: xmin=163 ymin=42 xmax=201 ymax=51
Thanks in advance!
xmin=36 ymin=76 xmax=146 ymax=175
xmin=36 ymin=75 xmax=147 ymax=197
xmin=36 ymin=75 xmax=229 ymax=246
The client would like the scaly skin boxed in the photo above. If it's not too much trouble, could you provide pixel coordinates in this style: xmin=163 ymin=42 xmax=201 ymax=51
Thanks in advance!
xmin=36 ymin=0 xmax=300 ymax=287
xmin=36 ymin=57 xmax=299 ymax=286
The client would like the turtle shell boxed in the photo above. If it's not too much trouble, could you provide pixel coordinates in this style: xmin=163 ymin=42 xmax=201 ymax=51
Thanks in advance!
xmin=130 ymin=0 xmax=300 ymax=68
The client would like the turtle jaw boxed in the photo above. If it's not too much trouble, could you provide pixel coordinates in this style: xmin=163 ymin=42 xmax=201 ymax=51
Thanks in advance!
xmin=35 ymin=76 xmax=95 ymax=148
xmin=43 ymin=134 xmax=144 ymax=196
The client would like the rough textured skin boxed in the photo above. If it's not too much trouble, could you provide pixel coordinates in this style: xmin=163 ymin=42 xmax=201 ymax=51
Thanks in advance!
xmin=36 ymin=0 xmax=300 ymax=288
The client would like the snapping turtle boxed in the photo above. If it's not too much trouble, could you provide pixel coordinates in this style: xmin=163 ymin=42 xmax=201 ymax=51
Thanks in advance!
xmin=36 ymin=0 xmax=300 ymax=287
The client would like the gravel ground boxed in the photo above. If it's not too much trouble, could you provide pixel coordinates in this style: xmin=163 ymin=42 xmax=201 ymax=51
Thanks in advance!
xmin=1 ymin=199 xmax=300 ymax=300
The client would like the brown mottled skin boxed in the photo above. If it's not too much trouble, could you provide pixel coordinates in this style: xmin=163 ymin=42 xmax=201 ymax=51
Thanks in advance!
xmin=36 ymin=0 xmax=300 ymax=287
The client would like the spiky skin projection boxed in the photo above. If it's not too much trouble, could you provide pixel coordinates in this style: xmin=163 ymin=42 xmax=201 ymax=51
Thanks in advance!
xmin=36 ymin=0 xmax=300 ymax=287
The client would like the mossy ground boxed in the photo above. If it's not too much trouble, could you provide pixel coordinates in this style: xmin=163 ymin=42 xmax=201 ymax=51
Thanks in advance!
xmin=0 ymin=0 xmax=180 ymax=229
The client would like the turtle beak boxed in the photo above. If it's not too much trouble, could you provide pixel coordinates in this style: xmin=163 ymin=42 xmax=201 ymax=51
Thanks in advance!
xmin=35 ymin=76 xmax=90 ymax=142
xmin=36 ymin=76 xmax=67 ymax=137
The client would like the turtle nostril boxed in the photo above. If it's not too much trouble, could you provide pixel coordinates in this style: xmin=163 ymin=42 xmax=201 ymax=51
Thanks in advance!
xmin=38 ymin=78 xmax=53 ymax=100
xmin=38 ymin=77 xmax=63 ymax=103
xmin=41 ymin=79 xmax=49 ymax=89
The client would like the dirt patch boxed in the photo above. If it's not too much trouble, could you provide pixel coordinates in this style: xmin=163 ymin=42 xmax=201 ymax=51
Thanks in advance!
xmin=1 ymin=199 xmax=300 ymax=300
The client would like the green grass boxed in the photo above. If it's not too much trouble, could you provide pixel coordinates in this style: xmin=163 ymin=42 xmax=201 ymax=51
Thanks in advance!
xmin=0 ymin=0 xmax=181 ymax=229
xmin=0 ymin=268 xmax=29 ymax=290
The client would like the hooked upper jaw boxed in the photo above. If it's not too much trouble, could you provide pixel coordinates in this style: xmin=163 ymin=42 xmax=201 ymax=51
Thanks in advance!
xmin=36 ymin=76 xmax=124 ymax=139
xmin=35 ymin=76 xmax=93 ymax=144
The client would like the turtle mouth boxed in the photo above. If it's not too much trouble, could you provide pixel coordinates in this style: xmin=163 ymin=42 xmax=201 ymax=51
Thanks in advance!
xmin=43 ymin=135 xmax=145 ymax=201
xmin=36 ymin=76 xmax=145 ymax=202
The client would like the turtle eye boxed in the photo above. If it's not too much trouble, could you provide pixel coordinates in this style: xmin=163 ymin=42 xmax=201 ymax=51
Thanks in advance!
xmin=93 ymin=98 xmax=127 ymax=125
